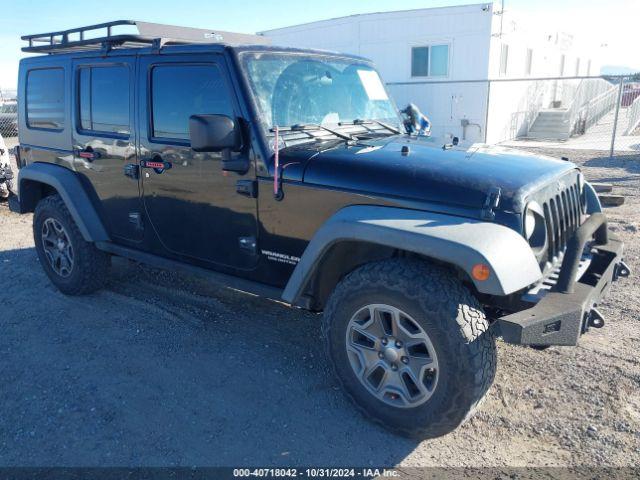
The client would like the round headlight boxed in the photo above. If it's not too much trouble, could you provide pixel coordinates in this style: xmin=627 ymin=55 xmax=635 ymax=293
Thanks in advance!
xmin=525 ymin=208 xmax=537 ymax=240
xmin=524 ymin=202 xmax=547 ymax=255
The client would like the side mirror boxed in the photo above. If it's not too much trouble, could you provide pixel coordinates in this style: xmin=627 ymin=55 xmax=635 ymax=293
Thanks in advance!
xmin=189 ymin=114 xmax=249 ymax=173
xmin=189 ymin=114 xmax=242 ymax=152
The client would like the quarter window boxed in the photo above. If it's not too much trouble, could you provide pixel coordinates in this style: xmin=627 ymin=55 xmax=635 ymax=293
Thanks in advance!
xmin=151 ymin=65 xmax=233 ymax=140
xmin=78 ymin=65 xmax=130 ymax=135
xmin=26 ymin=68 xmax=64 ymax=130
xmin=411 ymin=45 xmax=449 ymax=77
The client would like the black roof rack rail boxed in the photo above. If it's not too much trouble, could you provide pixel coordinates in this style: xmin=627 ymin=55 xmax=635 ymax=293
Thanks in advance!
xmin=21 ymin=20 xmax=270 ymax=54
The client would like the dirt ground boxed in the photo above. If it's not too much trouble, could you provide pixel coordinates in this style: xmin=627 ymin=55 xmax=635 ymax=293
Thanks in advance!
xmin=0 ymin=148 xmax=638 ymax=468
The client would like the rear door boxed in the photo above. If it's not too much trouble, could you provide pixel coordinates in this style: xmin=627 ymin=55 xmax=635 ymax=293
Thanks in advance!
xmin=72 ymin=56 xmax=141 ymax=243
xmin=137 ymin=53 xmax=258 ymax=270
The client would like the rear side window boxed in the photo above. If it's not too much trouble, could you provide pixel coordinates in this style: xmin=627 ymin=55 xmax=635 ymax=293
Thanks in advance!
xmin=78 ymin=66 xmax=130 ymax=135
xmin=26 ymin=68 xmax=65 ymax=130
xmin=151 ymin=64 xmax=233 ymax=140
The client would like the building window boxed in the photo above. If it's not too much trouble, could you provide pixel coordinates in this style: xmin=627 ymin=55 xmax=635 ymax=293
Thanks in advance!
xmin=411 ymin=44 xmax=449 ymax=77
xmin=499 ymin=44 xmax=509 ymax=76
xmin=575 ymin=58 xmax=581 ymax=76
xmin=78 ymin=65 xmax=130 ymax=135
xmin=411 ymin=47 xmax=429 ymax=77
xmin=151 ymin=64 xmax=233 ymax=140
xmin=559 ymin=54 xmax=566 ymax=76
xmin=26 ymin=68 xmax=64 ymax=130
xmin=525 ymin=48 xmax=533 ymax=76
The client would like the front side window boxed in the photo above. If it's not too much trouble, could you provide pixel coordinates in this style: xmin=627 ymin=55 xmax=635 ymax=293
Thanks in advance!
xmin=411 ymin=45 xmax=449 ymax=77
xmin=78 ymin=65 xmax=130 ymax=135
xmin=151 ymin=64 xmax=233 ymax=140
xmin=26 ymin=68 xmax=64 ymax=130
xmin=241 ymin=53 xmax=400 ymax=130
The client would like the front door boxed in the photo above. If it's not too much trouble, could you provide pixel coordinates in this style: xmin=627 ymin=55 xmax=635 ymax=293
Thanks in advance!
xmin=138 ymin=54 xmax=258 ymax=270
xmin=72 ymin=57 xmax=142 ymax=243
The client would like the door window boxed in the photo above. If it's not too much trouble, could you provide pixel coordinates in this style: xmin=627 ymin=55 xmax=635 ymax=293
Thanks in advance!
xmin=151 ymin=64 xmax=233 ymax=141
xmin=78 ymin=65 xmax=130 ymax=135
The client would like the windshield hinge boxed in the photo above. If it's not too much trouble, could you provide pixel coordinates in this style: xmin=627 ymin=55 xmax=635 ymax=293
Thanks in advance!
xmin=481 ymin=187 xmax=501 ymax=221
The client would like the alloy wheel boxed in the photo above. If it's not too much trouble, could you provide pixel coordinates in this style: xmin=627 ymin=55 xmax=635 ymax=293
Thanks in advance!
xmin=41 ymin=217 xmax=74 ymax=278
xmin=345 ymin=304 xmax=439 ymax=408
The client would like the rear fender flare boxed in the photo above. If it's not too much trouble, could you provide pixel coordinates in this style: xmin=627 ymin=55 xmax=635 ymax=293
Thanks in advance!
xmin=17 ymin=162 xmax=109 ymax=242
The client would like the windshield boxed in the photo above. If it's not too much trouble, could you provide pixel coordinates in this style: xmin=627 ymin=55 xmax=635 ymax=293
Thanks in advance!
xmin=241 ymin=52 xmax=402 ymax=131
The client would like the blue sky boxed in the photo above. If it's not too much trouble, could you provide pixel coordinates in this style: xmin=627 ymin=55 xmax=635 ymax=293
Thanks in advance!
xmin=0 ymin=0 xmax=636 ymax=89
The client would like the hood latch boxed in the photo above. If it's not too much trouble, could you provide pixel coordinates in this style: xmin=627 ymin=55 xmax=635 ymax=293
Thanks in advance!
xmin=481 ymin=187 xmax=501 ymax=221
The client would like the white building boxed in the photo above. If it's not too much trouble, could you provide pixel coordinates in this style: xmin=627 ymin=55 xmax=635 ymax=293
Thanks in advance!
xmin=261 ymin=3 xmax=605 ymax=144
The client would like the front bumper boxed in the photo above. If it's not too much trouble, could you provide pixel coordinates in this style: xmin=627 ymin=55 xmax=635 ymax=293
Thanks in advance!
xmin=498 ymin=213 xmax=629 ymax=346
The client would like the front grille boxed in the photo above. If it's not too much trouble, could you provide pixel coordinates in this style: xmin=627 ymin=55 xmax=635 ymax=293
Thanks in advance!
xmin=540 ymin=177 xmax=584 ymax=264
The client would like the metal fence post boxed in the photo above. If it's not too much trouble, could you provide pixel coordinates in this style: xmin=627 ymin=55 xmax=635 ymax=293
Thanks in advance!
xmin=484 ymin=80 xmax=491 ymax=143
xmin=609 ymin=76 xmax=625 ymax=159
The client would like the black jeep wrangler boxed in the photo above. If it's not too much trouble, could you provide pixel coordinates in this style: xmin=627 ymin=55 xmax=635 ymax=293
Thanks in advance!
xmin=10 ymin=21 xmax=629 ymax=438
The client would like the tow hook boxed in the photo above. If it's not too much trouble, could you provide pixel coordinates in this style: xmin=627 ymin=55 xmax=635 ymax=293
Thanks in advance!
xmin=587 ymin=308 xmax=606 ymax=329
xmin=614 ymin=261 xmax=631 ymax=280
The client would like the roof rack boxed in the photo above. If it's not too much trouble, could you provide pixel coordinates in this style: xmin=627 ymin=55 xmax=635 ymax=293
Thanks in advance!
xmin=21 ymin=20 xmax=270 ymax=54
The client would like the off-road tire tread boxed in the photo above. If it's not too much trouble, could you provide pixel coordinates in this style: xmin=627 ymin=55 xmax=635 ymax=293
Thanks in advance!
xmin=34 ymin=194 xmax=109 ymax=295
xmin=322 ymin=258 xmax=497 ymax=438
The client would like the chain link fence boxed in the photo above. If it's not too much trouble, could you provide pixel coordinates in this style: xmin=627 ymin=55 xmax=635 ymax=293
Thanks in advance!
xmin=387 ymin=74 xmax=640 ymax=159
xmin=2 ymin=77 xmax=639 ymax=158
xmin=0 ymin=88 xmax=18 ymax=150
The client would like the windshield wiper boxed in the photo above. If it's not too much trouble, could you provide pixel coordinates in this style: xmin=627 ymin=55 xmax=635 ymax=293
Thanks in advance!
xmin=341 ymin=119 xmax=402 ymax=135
xmin=289 ymin=123 xmax=355 ymax=142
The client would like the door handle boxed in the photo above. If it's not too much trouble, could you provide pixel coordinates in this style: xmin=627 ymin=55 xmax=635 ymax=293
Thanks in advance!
xmin=76 ymin=147 xmax=101 ymax=162
xmin=140 ymin=155 xmax=172 ymax=174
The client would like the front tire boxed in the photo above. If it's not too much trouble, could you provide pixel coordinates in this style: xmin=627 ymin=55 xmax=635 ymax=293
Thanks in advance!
xmin=33 ymin=194 xmax=110 ymax=295
xmin=322 ymin=259 xmax=496 ymax=438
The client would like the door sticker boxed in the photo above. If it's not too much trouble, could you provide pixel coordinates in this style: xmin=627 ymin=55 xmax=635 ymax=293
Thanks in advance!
xmin=261 ymin=249 xmax=300 ymax=266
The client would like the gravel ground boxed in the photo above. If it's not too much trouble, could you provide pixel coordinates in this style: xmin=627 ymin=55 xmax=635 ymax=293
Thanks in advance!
xmin=0 ymin=148 xmax=638 ymax=468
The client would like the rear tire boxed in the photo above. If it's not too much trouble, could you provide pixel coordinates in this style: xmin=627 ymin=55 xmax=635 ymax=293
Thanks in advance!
xmin=322 ymin=258 xmax=496 ymax=438
xmin=33 ymin=194 xmax=110 ymax=295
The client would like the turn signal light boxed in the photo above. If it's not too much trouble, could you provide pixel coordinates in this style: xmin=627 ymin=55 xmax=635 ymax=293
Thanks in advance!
xmin=472 ymin=263 xmax=491 ymax=281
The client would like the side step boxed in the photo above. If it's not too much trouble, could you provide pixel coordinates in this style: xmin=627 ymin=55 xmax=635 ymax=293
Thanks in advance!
xmin=96 ymin=242 xmax=285 ymax=303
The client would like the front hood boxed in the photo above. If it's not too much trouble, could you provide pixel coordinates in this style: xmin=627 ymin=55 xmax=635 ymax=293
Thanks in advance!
xmin=299 ymin=136 xmax=577 ymax=213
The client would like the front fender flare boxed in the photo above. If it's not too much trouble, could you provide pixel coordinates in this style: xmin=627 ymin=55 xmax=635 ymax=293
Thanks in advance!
xmin=282 ymin=205 xmax=542 ymax=304
xmin=17 ymin=162 xmax=109 ymax=242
